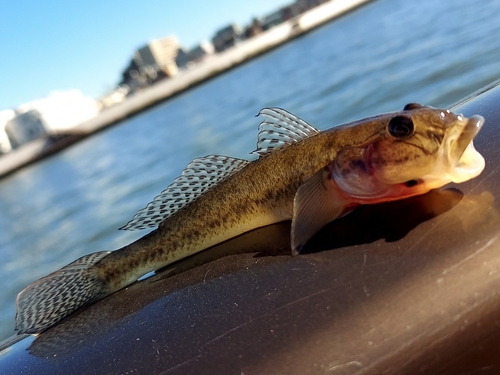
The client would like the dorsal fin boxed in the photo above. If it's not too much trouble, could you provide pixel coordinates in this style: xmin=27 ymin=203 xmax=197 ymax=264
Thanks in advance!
xmin=252 ymin=108 xmax=320 ymax=156
xmin=120 ymin=155 xmax=249 ymax=230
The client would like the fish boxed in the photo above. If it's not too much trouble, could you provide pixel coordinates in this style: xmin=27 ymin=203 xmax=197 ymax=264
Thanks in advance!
xmin=15 ymin=104 xmax=485 ymax=334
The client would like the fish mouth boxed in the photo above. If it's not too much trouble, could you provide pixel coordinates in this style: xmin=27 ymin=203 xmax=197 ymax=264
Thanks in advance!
xmin=451 ymin=115 xmax=484 ymax=161
xmin=448 ymin=115 xmax=485 ymax=183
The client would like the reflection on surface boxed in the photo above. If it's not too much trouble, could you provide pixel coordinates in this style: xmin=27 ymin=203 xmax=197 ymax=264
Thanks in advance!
xmin=303 ymin=188 xmax=465 ymax=253
xmin=26 ymin=187 xmax=468 ymax=359
xmin=450 ymin=190 xmax=496 ymax=231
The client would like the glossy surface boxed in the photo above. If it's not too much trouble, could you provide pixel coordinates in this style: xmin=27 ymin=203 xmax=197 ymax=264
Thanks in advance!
xmin=2 ymin=80 xmax=500 ymax=374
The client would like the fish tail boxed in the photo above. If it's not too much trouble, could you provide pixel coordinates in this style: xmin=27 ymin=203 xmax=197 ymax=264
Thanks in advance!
xmin=15 ymin=251 xmax=111 ymax=334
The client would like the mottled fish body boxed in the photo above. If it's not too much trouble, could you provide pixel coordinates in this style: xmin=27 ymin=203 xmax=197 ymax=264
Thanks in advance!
xmin=16 ymin=104 xmax=485 ymax=334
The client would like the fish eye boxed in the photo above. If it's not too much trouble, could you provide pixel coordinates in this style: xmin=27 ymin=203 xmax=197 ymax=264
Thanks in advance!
xmin=387 ymin=116 xmax=414 ymax=138
xmin=404 ymin=179 xmax=419 ymax=187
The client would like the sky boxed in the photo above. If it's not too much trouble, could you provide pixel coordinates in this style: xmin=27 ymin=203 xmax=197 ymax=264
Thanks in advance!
xmin=0 ymin=0 xmax=291 ymax=111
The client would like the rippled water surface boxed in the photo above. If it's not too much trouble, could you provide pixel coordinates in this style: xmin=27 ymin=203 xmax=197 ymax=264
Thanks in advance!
xmin=2 ymin=0 xmax=500 ymax=339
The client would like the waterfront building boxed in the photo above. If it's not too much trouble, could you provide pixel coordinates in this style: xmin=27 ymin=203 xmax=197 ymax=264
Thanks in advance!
xmin=15 ymin=90 xmax=99 ymax=134
xmin=243 ymin=18 xmax=264 ymax=39
xmin=98 ymin=85 xmax=130 ymax=109
xmin=261 ymin=0 xmax=327 ymax=31
xmin=121 ymin=36 xmax=182 ymax=92
xmin=188 ymin=41 xmax=215 ymax=62
xmin=135 ymin=36 xmax=180 ymax=78
xmin=0 ymin=110 xmax=15 ymax=153
xmin=212 ymin=24 xmax=242 ymax=52
xmin=4 ymin=90 xmax=99 ymax=149
xmin=4 ymin=110 xmax=47 ymax=149
xmin=261 ymin=10 xmax=285 ymax=30
xmin=176 ymin=41 xmax=215 ymax=69
xmin=175 ymin=47 xmax=190 ymax=69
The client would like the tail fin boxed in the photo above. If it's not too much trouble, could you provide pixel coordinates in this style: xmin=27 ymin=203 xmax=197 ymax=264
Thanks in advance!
xmin=15 ymin=251 xmax=111 ymax=334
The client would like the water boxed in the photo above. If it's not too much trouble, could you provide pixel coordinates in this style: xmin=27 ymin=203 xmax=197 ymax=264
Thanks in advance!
xmin=2 ymin=0 xmax=500 ymax=340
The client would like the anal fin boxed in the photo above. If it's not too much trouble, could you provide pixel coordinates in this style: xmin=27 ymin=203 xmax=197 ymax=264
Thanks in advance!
xmin=291 ymin=168 xmax=350 ymax=255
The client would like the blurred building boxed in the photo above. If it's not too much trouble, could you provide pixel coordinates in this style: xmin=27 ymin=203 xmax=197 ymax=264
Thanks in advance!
xmin=189 ymin=41 xmax=215 ymax=61
xmin=260 ymin=0 xmax=328 ymax=30
xmin=4 ymin=110 xmax=47 ymax=149
xmin=294 ymin=0 xmax=330 ymax=13
xmin=0 ymin=110 xmax=15 ymax=153
xmin=212 ymin=24 xmax=242 ymax=52
xmin=175 ymin=47 xmax=190 ymax=69
xmin=176 ymin=41 xmax=215 ymax=68
xmin=242 ymin=18 xmax=264 ymax=39
xmin=3 ymin=90 xmax=99 ymax=149
xmin=121 ymin=36 xmax=182 ymax=92
xmin=135 ymin=36 xmax=180 ymax=77
xmin=98 ymin=85 xmax=130 ymax=109
xmin=15 ymin=90 xmax=99 ymax=134
xmin=261 ymin=9 xmax=286 ymax=30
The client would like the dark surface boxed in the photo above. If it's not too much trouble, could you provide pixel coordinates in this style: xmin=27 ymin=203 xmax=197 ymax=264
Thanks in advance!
xmin=2 ymin=81 xmax=500 ymax=374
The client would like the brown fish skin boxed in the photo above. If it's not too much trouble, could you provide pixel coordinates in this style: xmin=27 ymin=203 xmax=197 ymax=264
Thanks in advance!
xmin=96 ymin=121 xmax=368 ymax=290
xmin=15 ymin=104 xmax=484 ymax=334
xmin=94 ymin=106 xmax=473 ymax=290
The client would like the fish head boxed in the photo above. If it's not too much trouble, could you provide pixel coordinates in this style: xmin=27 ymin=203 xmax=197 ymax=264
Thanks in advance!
xmin=332 ymin=103 xmax=485 ymax=202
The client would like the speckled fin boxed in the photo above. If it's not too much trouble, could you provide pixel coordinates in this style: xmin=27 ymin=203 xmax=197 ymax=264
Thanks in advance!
xmin=120 ymin=155 xmax=249 ymax=231
xmin=252 ymin=108 xmax=320 ymax=156
xmin=15 ymin=251 xmax=111 ymax=334
xmin=291 ymin=168 xmax=349 ymax=255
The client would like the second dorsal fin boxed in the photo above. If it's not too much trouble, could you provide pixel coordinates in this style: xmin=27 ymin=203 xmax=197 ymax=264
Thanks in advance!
xmin=120 ymin=155 xmax=249 ymax=230
xmin=252 ymin=108 xmax=320 ymax=156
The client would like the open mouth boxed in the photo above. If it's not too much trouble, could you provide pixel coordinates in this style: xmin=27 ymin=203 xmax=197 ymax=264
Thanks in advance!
xmin=449 ymin=115 xmax=485 ymax=183
xmin=452 ymin=115 xmax=484 ymax=160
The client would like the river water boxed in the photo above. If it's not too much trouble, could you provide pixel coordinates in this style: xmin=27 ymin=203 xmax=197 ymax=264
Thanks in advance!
xmin=1 ymin=0 xmax=500 ymax=340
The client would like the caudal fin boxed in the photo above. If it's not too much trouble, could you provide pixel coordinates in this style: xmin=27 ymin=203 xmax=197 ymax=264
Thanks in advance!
xmin=15 ymin=251 xmax=111 ymax=334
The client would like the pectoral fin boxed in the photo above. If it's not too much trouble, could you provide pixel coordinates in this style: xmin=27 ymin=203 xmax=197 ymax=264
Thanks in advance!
xmin=291 ymin=168 xmax=350 ymax=255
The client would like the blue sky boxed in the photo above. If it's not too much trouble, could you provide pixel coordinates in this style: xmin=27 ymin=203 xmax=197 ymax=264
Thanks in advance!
xmin=0 ymin=0 xmax=290 ymax=111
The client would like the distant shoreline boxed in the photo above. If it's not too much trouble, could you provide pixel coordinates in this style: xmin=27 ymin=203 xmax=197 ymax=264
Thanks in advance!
xmin=0 ymin=0 xmax=373 ymax=180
